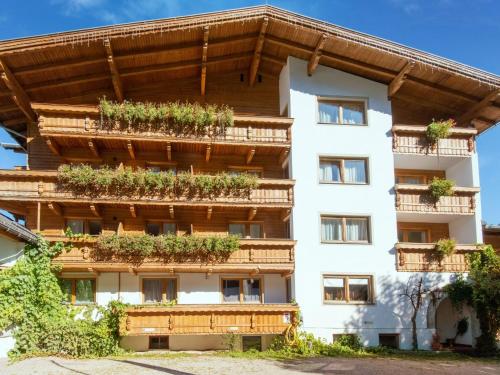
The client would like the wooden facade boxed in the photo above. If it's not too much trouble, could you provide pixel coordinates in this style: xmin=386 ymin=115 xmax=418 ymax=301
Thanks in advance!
xmin=120 ymin=304 xmax=299 ymax=336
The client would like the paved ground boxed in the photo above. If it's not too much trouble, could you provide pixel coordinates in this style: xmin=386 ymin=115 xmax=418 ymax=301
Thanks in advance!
xmin=0 ymin=355 xmax=499 ymax=375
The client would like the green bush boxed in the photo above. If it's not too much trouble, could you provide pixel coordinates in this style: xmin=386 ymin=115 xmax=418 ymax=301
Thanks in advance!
xmin=333 ymin=334 xmax=363 ymax=351
xmin=435 ymin=238 xmax=457 ymax=258
xmin=98 ymin=97 xmax=234 ymax=136
xmin=94 ymin=234 xmax=240 ymax=263
xmin=428 ymin=177 xmax=455 ymax=201
xmin=426 ymin=119 xmax=455 ymax=143
xmin=57 ymin=164 xmax=258 ymax=198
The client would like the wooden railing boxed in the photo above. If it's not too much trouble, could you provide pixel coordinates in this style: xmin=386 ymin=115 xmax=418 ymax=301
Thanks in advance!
xmin=49 ymin=237 xmax=295 ymax=273
xmin=33 ymin=103 xmax=293 ymax=146
xmin=396 ymin=242 xmax=478 ymax=272
xmin=392 ymin=125 xmax=477 ymax=157
xmin=0 ymin=170 xmax=294 ymax=208
xmin=120 ymin=304 xmax=299 ymax=336
xmin=395 ymin=184 xmax=479 ymax=215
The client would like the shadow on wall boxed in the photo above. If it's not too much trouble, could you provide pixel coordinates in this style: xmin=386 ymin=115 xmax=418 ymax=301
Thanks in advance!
xmin=342 ymin=273 xmax=456 ymax=349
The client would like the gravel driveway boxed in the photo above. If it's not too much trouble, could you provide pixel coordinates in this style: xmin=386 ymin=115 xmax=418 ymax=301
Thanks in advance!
xmin=0 ymin=355 xmax=498 ymax=375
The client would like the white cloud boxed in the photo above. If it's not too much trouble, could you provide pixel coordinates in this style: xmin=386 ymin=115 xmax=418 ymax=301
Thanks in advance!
xmin=388 ymin=0 xmax=422 ymax=15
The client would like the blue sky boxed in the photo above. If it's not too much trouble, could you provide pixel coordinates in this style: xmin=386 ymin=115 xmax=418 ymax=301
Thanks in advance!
xmin=0 ymin=0 xmax=499 ymax=223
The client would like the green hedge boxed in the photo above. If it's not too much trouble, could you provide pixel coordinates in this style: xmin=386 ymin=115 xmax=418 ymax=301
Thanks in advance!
xmin=57 ymin=164 xmax=258 ymax=198
xmin=94 ymin=233 xmax=240 ymax=263
xmin=99 ymin=97 xmax=233 ymax=136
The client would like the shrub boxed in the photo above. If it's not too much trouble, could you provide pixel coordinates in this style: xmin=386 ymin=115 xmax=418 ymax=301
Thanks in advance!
xmin=428 ymin=177 xmax=455 ymax=201
xmin=98 ymin=97 xmax=234 ymax=136
xmin=435 ymin=238 xmax=457 ymax=258
xmin=426 ymin=119 xmax=455 ymax=143
xmin=333 ymin=334 xmax=363 ymax=351
xmin=57 ymin=164 xmax=258 ymax=199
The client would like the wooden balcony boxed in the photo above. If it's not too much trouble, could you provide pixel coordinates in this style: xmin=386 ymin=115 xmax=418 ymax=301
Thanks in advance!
xmin=396 ymin=242 xmax=478 ymax=272
xmin=119 ymin=304 xmax=299 ymax=336
xmin=0 ymin=170 xmax=294 ymax=209
xmin=392 ymin=125 xmax=477 ymax=157
xmin=33 ymin=103 xmax=292 ymax=157
xmin=50 ymin=237 xmax=295 ymax=273
xmin=395 ymin=184 xmax=479 ymax=215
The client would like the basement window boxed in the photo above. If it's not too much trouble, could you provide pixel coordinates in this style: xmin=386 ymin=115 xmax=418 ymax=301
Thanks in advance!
xmin=242 ymin=336 xmax=262 ymax=351
xmin=379 ymin=334 xmax=400 ymax=349
xmin=149 ymin=336 xmax=169 ymax=350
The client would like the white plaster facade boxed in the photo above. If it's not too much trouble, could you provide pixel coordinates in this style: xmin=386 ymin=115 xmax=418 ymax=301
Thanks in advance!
xmin=280 ymin=57 xmax=482 ymax=350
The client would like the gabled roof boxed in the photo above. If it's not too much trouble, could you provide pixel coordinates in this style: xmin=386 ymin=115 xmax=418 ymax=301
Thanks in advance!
xmin=0 ymin=5 xmax=498 ymax=147
xmin=0 ymin=213 xmax=37 ymax=243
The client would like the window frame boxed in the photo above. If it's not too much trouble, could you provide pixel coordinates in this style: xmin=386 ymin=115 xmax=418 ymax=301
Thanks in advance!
xmin=320 ymin=215 xmax=371 ymax=244
xmin=141 ymin=277 xmax=178 ymax=304
xmin=61 ymin=277 xmax=96 ymax=305
xmin=228 ymin=221 xmax=264 ymax=239
xmin=322 ymin=274 xmax=375 ymax=305
xmin=145 ymin=220 xmax=177 ymax=236
xmin=65 ymin=218 xmax=103 ymax=236
xmin=228 ymin=165 xmax=264 ymax=177
xmin=398 ymin=227 xmax=431 ymax=243
xmin=149 ymin=335 xmax=169 ymax=350
xmin=319 ymin=156 xmax=369 ymax=185
xmin=317 ymin=97 xmax=368 ymax=126
xmin=220 ymin=277 xmax=264 ymax=304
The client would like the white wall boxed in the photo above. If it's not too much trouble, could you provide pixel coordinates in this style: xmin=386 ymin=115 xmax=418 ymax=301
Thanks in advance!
xmin=281 ymin=57 xmax=480 ymax=350
xmin=0 ymin=235 xmax=24 ymax=268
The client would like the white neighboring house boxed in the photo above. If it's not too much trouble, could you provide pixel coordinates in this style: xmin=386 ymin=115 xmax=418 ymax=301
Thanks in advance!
xmin=0 ymin=214 xmax=37 ymax=358
xmin=280 ymin=57 xmax=482 ymax=350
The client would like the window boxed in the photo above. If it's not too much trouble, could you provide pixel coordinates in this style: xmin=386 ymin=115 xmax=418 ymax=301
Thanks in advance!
xmin=286 ymin=277 xmax=292 ymax=303
xmin=61 ymin=278 xmax=96 ymax=305
xmin=228 ymin=166 xmax=263 ymax=177
xmin=142 ymin=278 xmax=177 ymax=304
xmin=242 ymin=336 xmax=262 ymax=351
xmin=146 ymin=222 xmax=176 ymax=236
xmin=396 ymin=175 xmax=425 ymax=185
xmin=318 ymin=98 xmax=367 ymax=125
xmin=228 ymin=223 xmax=262 ymax=239
xmin=398 ymin=229 xmax=428 ymax=243
xmin=146 ymin=163 xmax=176 ymax=174
xmin=66 ymin=219 xmax=102 ymax=236
xmin=379 ymin=334 xmax=399 ymax=349
xmin=222 ymin=278 xmax=262 ymax=303
xmin=319 ymin=158 xmax=368 ymax=184
xmin=149 ymin=336 xmax=169 ymax=350
xmin=323 ymin=275 xmax=373 ymax=304
xmin=321 ymin=216 xmax=370 ymax=243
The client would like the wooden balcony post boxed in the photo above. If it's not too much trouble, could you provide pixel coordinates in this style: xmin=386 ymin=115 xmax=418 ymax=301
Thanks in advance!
xmin=392 ymin=130 xmax=398 ymax=151
xmin=210 ymin=313 xmax=215 ymax=330
xmin=247 ymin=126 xmax=253 ymax=140
xmin=468 ymin=137 xmax=475 ymax=152
xmin=36 ymin=201 xmax=41 ymax=232
xmin=250 ymin=313 xmax=256 ymax=329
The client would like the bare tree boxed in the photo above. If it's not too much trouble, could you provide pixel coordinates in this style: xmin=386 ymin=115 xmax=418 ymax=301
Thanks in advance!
xmin=401 ymin=277 xmax=432 ymax=350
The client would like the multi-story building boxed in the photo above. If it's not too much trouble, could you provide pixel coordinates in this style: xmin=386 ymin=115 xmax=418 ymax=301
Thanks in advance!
xmin=0 ymin=6 xmax=498 ymax=352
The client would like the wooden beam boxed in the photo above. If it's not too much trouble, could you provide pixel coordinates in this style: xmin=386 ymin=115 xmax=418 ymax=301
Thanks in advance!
xmin=388 ymin=61 xmax=415 ymax=98
xmin=279 ymin=149 xmax=289 ymax=169
xmin=205 ymin=144 xmax=211 ymax=162
xmin=129 ymin=204 xmax=136 ymax=218
xmin=280 ymin=208 xmax=291 ymax=222
xmin=308 ymin=34 xmax=327 ymax=76
xmin=45 ymin=137 xmax=61 ymax=156
xmin=87 ymin=267 xmax=100 ymax=276
xmin=25 ymin=73 xmax=110 ymax=93
xmin=248 ymin=17 xmax=269 ymax=86
xmin=206 ymin=206 xmax=212 ymax=220
xmin=36 ymin=201 xmax=41 ymax=232
xmin=201 ymin=26 xmax=209 ymax=95
xmin=89 ymin=203 xmax=101 ymax=217
xmin=88 ymin=140 xmax=100 ymax=158
xmin=47 ymin=202 xmax=63 ymax=216
xmin=248 ymin=207 xmax=257 ymax=221
xmin=246 ymin=148 xmax=255 ymax=165
xmin=169 ymin=205 xmax=175 ymax=219
xmin=104 ymin=38 xmax=124 ymax=102
xmin=457 ymin=89 xmax=500 ymax=126
xmin=0 ymin=59 xmax=36 ymax=121
xmin=165 ymin=142 xmax=172 ymax=161
xmin=126 ymin=140 xmax=135 ymax=159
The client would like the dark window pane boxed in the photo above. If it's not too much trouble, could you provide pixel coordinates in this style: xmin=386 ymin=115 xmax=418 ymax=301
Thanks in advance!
xmin=349 ymin=278 xmax=369 ymax=302
xmin=228 ymin=224 xmax=246 ymax=238
xmin=146 ymin=223 xmax=161 ymax=236
xmin=342 ymin=101 xmax=365 ymax=125
xmin=223 ymin=279 xmax=240 ymax=302
xmin=163 ymin=223 xmax=176 ymax=235
xmin=318 ymin=101 xmax=340 ymax=123
xmin=61 ymin=279 xmax=73 ymax=304
xmin=67 ymin=220 xmax=84 ymax=234
xmin=242 ymin=336 xmax=262 ymax=351
xmin=144 ymin=279 xmax=162 ymax=303
xmin=249 ymin=224 xmax=261 ymax=239
xmin=407 ymin=231 xmax=427 ymax=243
xmin=88 ymin=221 xmax=102 ymax=236
xmin=324 ymin=278 xmax=345 ymax=301
xmin=149 ymin=336 xmax=168 ymax=349
xmin=165 ymin=279 xmax=176 ymax=302
xmin=75 ymin=279 xmax=95 ymax=304
xmin=242 ymin=279 xmax=260 ymax=303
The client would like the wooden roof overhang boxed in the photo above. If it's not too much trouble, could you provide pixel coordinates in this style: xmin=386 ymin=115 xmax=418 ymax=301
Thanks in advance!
xmin=0 ymin=5 xmax=499 ymax=149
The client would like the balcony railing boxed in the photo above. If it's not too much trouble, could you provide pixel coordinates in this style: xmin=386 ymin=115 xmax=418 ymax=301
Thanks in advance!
xmin=119 ymin=304 xmax=299 ymax=336
xmin=395 ymin=184 xmax=479 ymax=215
xmin=0 ymin=170 xmax=294 ymax=208
xmin=33 ymin=103 xmax=293 ymax=147
xmin=392 ymin=125 xmax=477 ymax=157
xmin=396 ymin=242 xmax=478 ymax=272
xmin=49 ymin=236 xmax=295 ymax=273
